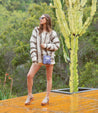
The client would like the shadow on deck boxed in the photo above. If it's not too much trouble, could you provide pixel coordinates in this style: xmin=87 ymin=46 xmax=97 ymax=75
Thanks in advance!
xmin=0 ymin=90 xmax=98 ymax=113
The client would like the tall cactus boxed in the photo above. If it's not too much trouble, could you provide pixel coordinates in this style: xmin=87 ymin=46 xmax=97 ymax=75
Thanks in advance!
xmin=52 ymin=0 xmax=97 ymax=93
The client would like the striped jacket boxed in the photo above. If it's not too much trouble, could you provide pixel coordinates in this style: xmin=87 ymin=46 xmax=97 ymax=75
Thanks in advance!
xmin=30 ymin=27 xmax=60 ymax=64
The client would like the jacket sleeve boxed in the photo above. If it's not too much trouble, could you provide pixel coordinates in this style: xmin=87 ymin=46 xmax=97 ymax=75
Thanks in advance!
xmin=43 ymin=30 xmax=60 ymax=51
xmin=30 ymin=27 xmax=37 ymax=63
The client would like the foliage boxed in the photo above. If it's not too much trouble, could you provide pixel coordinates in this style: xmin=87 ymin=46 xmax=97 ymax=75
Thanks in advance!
xmin=79 ymin=61 xmax=98 ymax=88
xmin=0 ymin=74 xmax=16 ymax=100
xmin=0 ymin=0 xmax=32 ymax=11
xmin=33 ymin=0 xmax=50 ymax=4
xmin=0 ymin=88 xmax=11 ymax=100
xmin=78 ymin=24 xmax=98 ymax=66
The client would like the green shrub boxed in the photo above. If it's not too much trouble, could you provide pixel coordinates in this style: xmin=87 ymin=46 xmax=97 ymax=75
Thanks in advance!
xmin=0 ymin=88 xmax=11 ymax=100
xmin=0 ymin=74 xmax=17 ymax=100
xmin=79 ymin=61 xmax=98 ymax=88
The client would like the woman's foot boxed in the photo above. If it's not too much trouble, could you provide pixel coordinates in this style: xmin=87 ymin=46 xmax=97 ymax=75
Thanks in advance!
xmin=25 ymin=95 xmax=34 ymax=105
xmin=41 ymin=96 xmax=49 ymax=106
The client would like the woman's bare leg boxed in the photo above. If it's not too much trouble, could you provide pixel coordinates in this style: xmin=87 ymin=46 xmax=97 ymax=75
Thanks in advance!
xmin=27 ymin=63 xmax=41 ymax=96
xmin=46 ymin=65 xmax=54 ymax=98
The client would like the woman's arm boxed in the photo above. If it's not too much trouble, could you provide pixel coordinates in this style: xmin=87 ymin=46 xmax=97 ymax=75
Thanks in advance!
xmin=41 ymin=31 xmax=60 ymax=51
xmin=30 ymin=27 xmax=37 ymax=63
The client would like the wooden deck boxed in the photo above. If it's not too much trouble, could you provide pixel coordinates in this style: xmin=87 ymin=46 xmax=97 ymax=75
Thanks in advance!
xmin=0 ymin=90 xmax=98 ymax=113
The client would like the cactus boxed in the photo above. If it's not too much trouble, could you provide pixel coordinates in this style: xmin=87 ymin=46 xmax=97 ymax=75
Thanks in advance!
xmin=53 ymin=0 xmax=97 ymax=93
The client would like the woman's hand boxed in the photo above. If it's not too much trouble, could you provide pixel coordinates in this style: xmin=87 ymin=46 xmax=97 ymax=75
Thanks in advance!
xmin=41 ymin=44 xmax=45 ymax=49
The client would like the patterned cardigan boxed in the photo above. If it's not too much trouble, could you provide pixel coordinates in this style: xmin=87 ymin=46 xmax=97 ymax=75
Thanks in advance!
xmin=30 ymin=27 xmax=60 ymax=64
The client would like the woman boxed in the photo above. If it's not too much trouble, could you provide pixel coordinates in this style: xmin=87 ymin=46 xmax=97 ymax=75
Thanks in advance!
xmin=25 ymin=14 xmax=60 ymax=106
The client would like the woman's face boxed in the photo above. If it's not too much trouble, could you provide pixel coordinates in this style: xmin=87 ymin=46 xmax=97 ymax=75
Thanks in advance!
xmin=39 ymin=15 xmax=47 ymax=25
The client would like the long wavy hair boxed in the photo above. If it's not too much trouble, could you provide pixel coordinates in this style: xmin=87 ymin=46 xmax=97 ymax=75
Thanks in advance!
xmin=38 ymin=14 xmax=52 ymax=35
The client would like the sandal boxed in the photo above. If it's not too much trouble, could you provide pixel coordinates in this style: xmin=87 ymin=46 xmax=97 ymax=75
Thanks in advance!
xmin=41 ymin=96 xmax=49 ymax=106
xmin=25 ymin=95 xmax=34 ymax=105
